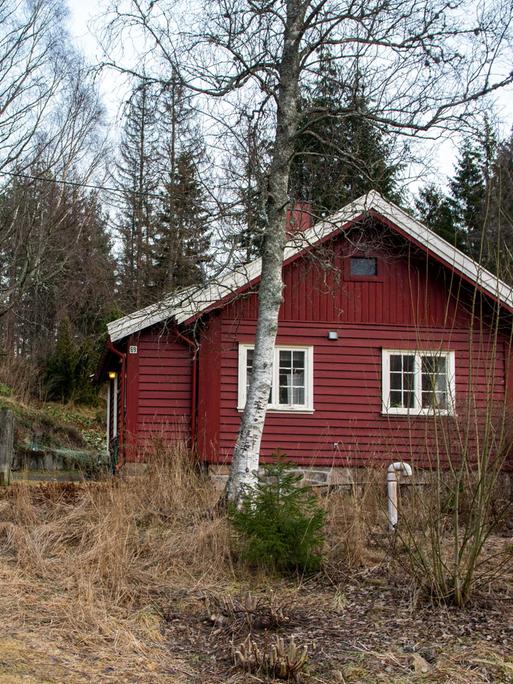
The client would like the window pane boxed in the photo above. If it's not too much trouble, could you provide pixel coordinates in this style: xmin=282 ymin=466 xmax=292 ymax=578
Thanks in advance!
xmin=278 ymin=349 xmax=306 ymax=406
xmin=390 ymin=390 xmax=402 ymax=407
xmin=279 ymin=350 xmax=291 ymax=368
xmin=293 ymin=387 xmax=305 ymax=404
xmin=292 ymin=371 xmax=305 ymax=387
xmin=422 ymin=391 xmax=448 ymax=409
xmin=404 ymin=371 xmax=414 ymax=393
xmin=279 ymin=384 xmax=291 ymax=404
xmin=246 ymin=348 xmax=253 ymax=390
xmin=421 ymin=355 xmax=448 ymax=409
xmin=403 ymin=355 xmax=415 ymax=373
xmin=351 ymin=257 xmax=377 ymax=276
xmin=279 ymin=372 xmax=291 ymax=388
xmin=404 ymin=390 xmax=415 ymax=408
xmin=390 ymin=354 xmax=402 ymax=372
xmin=390 ymin=372 xmax=402 ymax=390
xmin=388 ymin=353 xmax=415 ymax=409
xmin=292 ymin=351 xmax=304 ymax=367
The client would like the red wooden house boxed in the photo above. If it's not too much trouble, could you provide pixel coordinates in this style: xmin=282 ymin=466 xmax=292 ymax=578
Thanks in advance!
xmin=98 ymin=192 xmax=513 ymax=480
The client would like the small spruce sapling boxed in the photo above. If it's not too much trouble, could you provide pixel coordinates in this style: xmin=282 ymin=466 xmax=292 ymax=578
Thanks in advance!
xmin=229 ymin=460 xmax=326 ymax=574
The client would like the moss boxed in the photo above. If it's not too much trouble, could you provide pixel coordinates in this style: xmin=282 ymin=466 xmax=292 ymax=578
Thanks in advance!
xmin=0 ymin=383 xmax=11 ymax=397
xmin=1 ymin=395 xmax=106 ymax=468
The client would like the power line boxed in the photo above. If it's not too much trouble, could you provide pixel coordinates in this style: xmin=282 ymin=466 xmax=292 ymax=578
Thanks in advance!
xmin=0 ymin=169 xmax=163 ymax=200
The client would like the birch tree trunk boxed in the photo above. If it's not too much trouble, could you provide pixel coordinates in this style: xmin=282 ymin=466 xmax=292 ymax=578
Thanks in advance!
xmin=225 ymin=0 xmax=305 ymax=501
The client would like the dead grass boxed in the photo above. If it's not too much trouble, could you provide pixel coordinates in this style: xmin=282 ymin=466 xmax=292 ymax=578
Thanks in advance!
xmin=0 ymin=450 xmax=512 ymax=682
xmin=0 ymin=446 xmax=231 ymax=682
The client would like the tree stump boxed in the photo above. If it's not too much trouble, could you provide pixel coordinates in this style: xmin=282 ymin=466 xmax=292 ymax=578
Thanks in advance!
xmin=0 ymin=409 xmax=14 ymax=486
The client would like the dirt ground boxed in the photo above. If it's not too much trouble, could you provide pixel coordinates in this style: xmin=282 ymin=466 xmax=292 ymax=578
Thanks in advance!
xmin=1 ymin=473 xmax=512 ymax=684
xmin=1 ymin=561 xmax=513 ymax=683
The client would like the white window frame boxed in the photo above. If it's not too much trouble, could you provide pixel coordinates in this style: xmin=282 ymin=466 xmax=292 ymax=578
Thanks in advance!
xmin=238 ymin=344 xmax=314 ymax=413
xmin=382 ymin=349 xmax=456 ymax=416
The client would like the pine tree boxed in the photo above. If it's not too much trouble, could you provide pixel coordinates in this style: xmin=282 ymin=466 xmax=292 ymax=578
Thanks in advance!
xmin=154 ymin=151 xmax=210 ymax=292
xmin=152 ymin=76 xmax=211 ymax=294
xmin=290 ymin=55 xmax=400 ymax=215
xmin=449 ymin=141 xmax=488 ymax=260
xmin=486 ymin=129 xmax=513 ymax=280
xmin=116 ymin=79 xmax=160 ymax=310
xmin=415 ymin=184 xmax=464 ymax=247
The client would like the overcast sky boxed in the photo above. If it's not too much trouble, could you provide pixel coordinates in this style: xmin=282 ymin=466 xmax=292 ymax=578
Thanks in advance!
xmin=66 ymin=0 xmax=513 ymax=192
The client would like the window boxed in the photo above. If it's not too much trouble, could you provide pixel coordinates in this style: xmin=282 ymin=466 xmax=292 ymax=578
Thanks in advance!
xmin=350 ymin=257 xmax=377 ymax=277
xmin=238 ymin=344 xmax=314 ymax=411
xmin=382 ymin=350 xmax=455 ymax=415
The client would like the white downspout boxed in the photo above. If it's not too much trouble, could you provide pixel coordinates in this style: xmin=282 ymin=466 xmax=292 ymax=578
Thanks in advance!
xmin=112 ymin=374 xmax=118 ymax=438
xmin=387 ymin=461 xmax=413 ymax=531
xmin=106 ymin=381 xmax=111 ymax=446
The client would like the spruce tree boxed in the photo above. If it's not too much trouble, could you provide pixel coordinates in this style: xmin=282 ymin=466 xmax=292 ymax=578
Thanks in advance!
xmin=449 ymin=141 xmax=487 ymax=260
xmin=415 ymin=184 xmax=464 ymax=247
xmin=154 ymin=151 xmax=210 ymax=292
xmin=290 ymin=55 xmax=400 ymax=215
xmin=115 ymin=79 xmax=160 ymax=311
xmin=152 ymin=76 xmax=211 ymax=294
xmin=487 ymin=129 xmax=513 ymax=280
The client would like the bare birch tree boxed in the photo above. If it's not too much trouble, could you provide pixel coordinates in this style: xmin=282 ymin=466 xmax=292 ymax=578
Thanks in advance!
xmin=103 ymin=0 xmax=513 ymax=500
xmin=0 ymin=0 xmax=107 ymax=321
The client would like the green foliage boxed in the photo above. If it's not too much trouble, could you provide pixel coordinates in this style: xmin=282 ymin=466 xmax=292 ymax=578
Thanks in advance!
xmin=154 ymin=151 xmax=211 ymax=292
xmin=289 ymin=54 xmax=401 ymax=215
xmin=229 ymin=461 xmax=326 ymax=574
xmin=42 ymin=318 xmax=99 ymax=405
xmin=449 ymin=141 xmax=488 ymax=259
xmin=415 ymin=184 xmax=465 ymax=248
xmin=0 ymin=383 xmax=11 ymax=397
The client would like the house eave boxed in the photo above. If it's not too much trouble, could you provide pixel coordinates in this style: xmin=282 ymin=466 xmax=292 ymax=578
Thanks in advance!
xmin=107 ymin=190 xmax=513 ymax=343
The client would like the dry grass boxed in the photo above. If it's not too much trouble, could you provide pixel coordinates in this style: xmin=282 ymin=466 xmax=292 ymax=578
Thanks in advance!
xmin=0 ymin=446 xmax=232 ymax=682
xmin=0 ymin=450 xmax=512 ymax=682
xmin=323 ymin=471 xmax=387 ymax=573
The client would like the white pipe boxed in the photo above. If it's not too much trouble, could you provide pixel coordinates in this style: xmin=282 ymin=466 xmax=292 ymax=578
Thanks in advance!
xmin=387 ymin=461 xmax=413 ymax=531
xmin=112 ymin=375 xmax=118 ymax=438
xmin=106 ymin=381 xmax=111 ymax=446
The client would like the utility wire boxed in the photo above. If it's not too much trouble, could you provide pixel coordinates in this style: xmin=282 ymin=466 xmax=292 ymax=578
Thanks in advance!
xmin=0 ymin=169 xmax=163 ymax=200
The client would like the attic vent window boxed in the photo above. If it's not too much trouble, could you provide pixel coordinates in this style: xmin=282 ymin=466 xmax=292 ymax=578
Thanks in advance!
xmin=350 ymin=257 xmax=377 ymax=276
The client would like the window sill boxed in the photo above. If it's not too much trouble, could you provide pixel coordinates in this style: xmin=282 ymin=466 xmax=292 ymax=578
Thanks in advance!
xmin=381 ymin=410 xmax=456 ymax=418
xmin=237 ymin=407 xmax=315 ymax=414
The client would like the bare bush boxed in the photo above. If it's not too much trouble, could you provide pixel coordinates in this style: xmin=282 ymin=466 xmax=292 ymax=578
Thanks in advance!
xmin=395 ymin=402 xmax=513 ymax=607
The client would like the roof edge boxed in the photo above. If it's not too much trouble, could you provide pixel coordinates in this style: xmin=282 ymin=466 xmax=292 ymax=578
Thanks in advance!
xmin=108 ymin=191 xmax=513 ymax=342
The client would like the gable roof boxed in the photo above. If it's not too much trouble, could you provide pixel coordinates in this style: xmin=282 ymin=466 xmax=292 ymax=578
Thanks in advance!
xmin=108 ymin=190 xmax=513 ymax=342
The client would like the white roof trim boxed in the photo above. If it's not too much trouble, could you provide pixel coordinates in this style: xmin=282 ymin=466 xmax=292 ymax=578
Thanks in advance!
xmin=108 ymin=190 xmax=513 ymax=342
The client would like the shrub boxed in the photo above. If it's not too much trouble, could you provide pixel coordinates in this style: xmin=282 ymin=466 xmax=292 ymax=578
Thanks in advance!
xmin=229 ymin=461 xmax=326 ymax=574
xmin=396 ymin=404 xmax=513 ymax=607
xmin=42 ymin=317 xmax=99 ymax=405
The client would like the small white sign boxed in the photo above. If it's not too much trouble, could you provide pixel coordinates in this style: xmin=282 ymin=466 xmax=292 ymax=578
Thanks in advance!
xmin=129 ymin=345 xmax=138 ymax=354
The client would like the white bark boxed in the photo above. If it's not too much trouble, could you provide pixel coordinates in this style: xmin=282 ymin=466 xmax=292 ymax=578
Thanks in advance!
xmin=226 ymin=0 xmax=305 ymax=501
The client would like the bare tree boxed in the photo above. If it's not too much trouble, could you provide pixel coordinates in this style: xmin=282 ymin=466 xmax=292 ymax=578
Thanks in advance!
xmin=0 ymin=0 xmax=107 ymax=323
xmin=0 ymin=0 xmax=66 ymax=172
xmin=103 ymin=0 xmax=513 ymax=500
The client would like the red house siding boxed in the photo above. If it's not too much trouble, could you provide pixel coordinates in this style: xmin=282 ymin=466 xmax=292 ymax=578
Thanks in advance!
xmin=197 ymin=236 xmax=512 ymax=468
xmin=125 ymin=329 xmax=192 ymax=459
xmin=201 ymin=320 xmax=507 ymax=467
xmin=118 ymin=224 xmax=512 ymax=468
